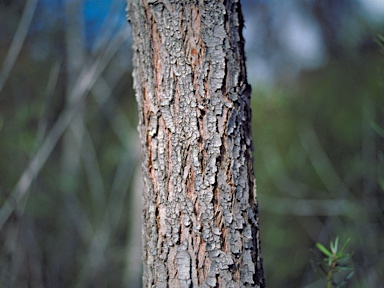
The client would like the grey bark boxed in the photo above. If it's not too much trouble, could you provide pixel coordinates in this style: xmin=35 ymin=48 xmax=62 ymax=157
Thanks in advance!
xmin=127 ymin=0 xmax=265 ymax=287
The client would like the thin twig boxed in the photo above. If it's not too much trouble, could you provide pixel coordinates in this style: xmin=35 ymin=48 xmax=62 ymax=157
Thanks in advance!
xmin=0 ymin=29 xmax=128 ymax=230
xmin=0 ymin=0 xmax=38 ymax=95
xmin=297 ymin=123 xmax=351 ymax=196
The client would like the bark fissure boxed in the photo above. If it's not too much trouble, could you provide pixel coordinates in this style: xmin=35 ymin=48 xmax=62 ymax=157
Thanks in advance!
xmin=128 ymin=0 xmax=265 ymax=287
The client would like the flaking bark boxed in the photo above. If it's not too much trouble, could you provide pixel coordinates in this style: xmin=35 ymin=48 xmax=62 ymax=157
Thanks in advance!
xmin=127 ymin=0 xmax=265 ymax=287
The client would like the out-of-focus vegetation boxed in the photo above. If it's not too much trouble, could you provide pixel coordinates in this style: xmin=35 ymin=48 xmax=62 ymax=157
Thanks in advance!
xmin=0 ymin=0 xmax=383 ymax=287
xmin=0 ymin=0 xmax=141 ymax=287
xmin=252 ymin=35 xmax=384 ymax=288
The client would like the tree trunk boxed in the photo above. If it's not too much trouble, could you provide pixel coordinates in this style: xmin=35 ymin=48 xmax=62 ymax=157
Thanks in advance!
xmin=127 ymin=1 xmax=265 ymax=287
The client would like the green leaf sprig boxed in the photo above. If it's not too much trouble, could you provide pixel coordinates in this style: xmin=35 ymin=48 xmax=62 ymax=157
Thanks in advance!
xmin=315 ymin=237 xmax=354 ymax=288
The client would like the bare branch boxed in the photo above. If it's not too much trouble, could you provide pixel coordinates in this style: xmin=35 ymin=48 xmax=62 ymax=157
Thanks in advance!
xmin=0 ymin=0 xmax=38 ymax=94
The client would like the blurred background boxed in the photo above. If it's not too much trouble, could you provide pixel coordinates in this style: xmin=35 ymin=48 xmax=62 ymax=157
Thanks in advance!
xmin=0 ymin=0 xmax=383 ymax=287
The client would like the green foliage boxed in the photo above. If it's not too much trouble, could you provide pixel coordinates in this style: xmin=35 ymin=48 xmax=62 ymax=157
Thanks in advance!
xmin=252 ymin=44 xmax=384 ymax=287
xmin=0 ymin=2 xmax=140 ymax=287
xmin=375 ymin=34 xmax=384 ymax=51
xmin=314 ymin=237 xmax=354 ymax=288
xmin=373 ymin=34 xmax=384 ymax=192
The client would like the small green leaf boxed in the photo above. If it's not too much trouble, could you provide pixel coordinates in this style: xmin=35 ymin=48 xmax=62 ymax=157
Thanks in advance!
xmin=316 ymin=242 xmax=333 ymax=257
xmin=376 ymin=34 xmax=384 ymax=49
xmin=370 ymin=121 xmax=384 ymax=137
xmin=379 ymin=177 xmax=384 ymax=190
xmin=337 ymin=238 xmax=351 ymax=257
xmin=345 ymin=271 xmax=354 ymax=280
xmin=331 ymin=236 xmax=339 ymax=254
xmin=337 ymin=265 xmax=354 ymax=271
xmin=336 ymin=271 xmax=355 ymax=288
xmin=336 ymin=254 xmax=352 ymax=262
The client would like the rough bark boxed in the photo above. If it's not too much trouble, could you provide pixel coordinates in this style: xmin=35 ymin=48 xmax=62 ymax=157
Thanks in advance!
xmin=127 ymin=0 xmax=264 ymax=287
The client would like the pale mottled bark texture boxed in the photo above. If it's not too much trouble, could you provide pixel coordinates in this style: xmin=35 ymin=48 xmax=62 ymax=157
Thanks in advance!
xmin=127 ymin=0 xmax=264 ymax=287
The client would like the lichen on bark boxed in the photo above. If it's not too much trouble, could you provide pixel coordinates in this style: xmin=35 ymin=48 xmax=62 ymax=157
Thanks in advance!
xmin=127 ymin=0 xmax=265 ymax=287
